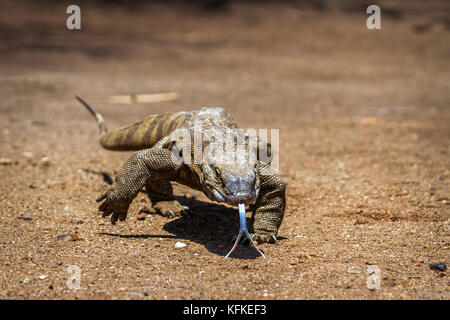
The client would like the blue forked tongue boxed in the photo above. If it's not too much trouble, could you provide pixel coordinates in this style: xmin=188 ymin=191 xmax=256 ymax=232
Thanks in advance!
xmin=225 ymin=203 xmax=266 ymax=259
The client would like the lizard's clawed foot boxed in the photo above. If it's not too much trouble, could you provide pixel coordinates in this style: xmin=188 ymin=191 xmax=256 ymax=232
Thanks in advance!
xmin=230 ymin=232 xmax=276 ymax=245
xmin=138 ymin=205 xmax=156 ymax=215
xmin=96 ymin=187 xmax=131 ymax=225
xmin=252 ymin=232 xmax=277 ymax=244
xmin=152 ymin=200 xmax=189 ymax=218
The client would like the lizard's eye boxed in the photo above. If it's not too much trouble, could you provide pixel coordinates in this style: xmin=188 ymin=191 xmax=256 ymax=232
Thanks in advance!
xmin=215 ymin=168 xmax=221 ymax=177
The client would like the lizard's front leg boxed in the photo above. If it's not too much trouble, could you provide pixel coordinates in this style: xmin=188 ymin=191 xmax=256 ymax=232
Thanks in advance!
xmin=96 ymin=148 xmax=180 ymax=224
xmin=251 ymin=162 xmax=286 ymax=243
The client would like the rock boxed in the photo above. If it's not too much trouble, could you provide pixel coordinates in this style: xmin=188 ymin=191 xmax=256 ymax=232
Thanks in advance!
xmin=40 ymin=156 xmax=50 ymax=166
xmin=174 ymin=241 xmax=187 ymax=249
xmin=136 ymin=213 xmax=148 ymax=221
xmin=18 ymin=215 xmax=33 ymax=221
xmin=57 ymin=233 xmax=80 ymax=241
xmin=38 ymin=275 xmax=47 ymax=280
xmin=0 ymin=158 xmax=12 ymax=165
xmin=22 ymin=278 xmax=31 ymax=284
xmin=355 ymin=216 xmax=369 ymax=225
xmin=347 ymin=267 xmax=362 ymax=274
xmin=429 ymin=263 xmax=446 ymax=272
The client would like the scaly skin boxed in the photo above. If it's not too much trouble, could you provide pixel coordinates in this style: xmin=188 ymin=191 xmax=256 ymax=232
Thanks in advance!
xmin=76 ymin=96 xmax=286 ymax=244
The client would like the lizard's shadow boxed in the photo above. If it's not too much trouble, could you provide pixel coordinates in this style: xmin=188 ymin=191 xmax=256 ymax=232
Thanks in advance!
xmin=161 ymin=195 xmax=262 ymax=260
xmin=100 ymin=195 xmax=262 ymax=259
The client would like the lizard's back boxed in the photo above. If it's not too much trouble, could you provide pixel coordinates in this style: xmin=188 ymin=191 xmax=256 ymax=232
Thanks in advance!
xmin=98 ymin=106 xmax=238 ymax=152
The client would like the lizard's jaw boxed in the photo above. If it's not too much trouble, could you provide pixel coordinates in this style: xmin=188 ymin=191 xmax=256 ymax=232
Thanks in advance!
xmin=207 ymin=187 xmax=258 ymax=205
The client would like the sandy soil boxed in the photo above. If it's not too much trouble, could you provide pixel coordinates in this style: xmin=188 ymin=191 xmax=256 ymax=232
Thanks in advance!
xmin=0 ymin=1 xmax=449 ymax=299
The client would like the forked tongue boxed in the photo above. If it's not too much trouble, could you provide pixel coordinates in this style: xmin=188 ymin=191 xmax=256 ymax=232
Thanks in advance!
xmin=225 ymin=203 xmax=266 ymax=259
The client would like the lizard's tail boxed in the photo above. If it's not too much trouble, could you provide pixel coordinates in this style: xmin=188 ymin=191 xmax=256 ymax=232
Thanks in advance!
xmin=76 ymin=95 xmax=108 ymax=135
xmin=76 ymin=95 xmax=188 ymax=151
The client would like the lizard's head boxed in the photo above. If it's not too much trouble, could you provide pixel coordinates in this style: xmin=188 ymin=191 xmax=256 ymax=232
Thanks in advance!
xmin=202 ymin=162 xmax=259 ymax=205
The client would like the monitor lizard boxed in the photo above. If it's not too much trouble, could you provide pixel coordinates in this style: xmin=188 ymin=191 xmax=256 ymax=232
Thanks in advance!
xmin=76 ymin=96 xmax=286 ymax=249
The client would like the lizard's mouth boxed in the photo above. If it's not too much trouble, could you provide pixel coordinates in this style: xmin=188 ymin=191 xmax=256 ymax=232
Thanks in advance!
xmin=207 ymin=185 xmax=258 ymax=205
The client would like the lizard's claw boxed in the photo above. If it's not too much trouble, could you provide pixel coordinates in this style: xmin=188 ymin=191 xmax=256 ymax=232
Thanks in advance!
xmin=96 ymin=187 xmax=131 ymax=225
xmin=153 ymin=200 xmax=189 ymax=218
xmin=231 ymin=232 xmax=277 ymax=245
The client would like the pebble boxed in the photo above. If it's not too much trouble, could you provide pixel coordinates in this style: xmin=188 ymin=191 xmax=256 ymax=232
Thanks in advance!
xmin=57 ymin=233 xmax=80 ymax=241
xmin=354 ymin=216 xmax=369 ymax=225
xmin=174 ymin=241 xmax=187 ymax=249
xmin=18 ymin=215 xmax=33 ymax=221
xmin=40 ymin=156 xmax=50 ymax=166
xmin=0 ymin=157 xmax=12 ymax=165
xmin=346 ymin=267 xmax=362 ymax=274
xmin=22 ymin=278 xmax=31 ymax=284
xmin=429 ymin=263 xmax=446 ymax=272
xmin=136 ymin=213 xmax=149 ymax=221
xmin=38 ymin=275 xmax=47 ymax=280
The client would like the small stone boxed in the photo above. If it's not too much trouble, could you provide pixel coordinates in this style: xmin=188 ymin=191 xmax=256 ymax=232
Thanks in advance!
xmin=57 ymin=233 xmax=80 ymax=241
xmin=346 ymin=267 xmax=362 ymax=274
xmin=22 ymin=278 xmax=30 ymax=284
xmin=0 ymin=158 xmax=12 ymax=165
xmin=429 ymin=263 xmax=446 ymax=272
xmin=355 ymin=216 xmax=369 ymax=225
xmin=40 ymin=156 xmax=50 ymax=166
xmin=136 ymin=213 xmax=147 ymax=221
xmin=174 ymin=241 xmax=187 ymax=249
xmin=38 ymin=275 xmax=47 ymax=280
xmin=18 ymin=215 xmax=33 ymax=221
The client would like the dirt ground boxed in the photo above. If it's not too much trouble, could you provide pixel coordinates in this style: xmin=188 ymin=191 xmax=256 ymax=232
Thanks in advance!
xmin=0 ymin=1 xmax=449 ymax=300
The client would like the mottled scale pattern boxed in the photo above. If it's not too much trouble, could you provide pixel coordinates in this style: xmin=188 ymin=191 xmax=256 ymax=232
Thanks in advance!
xmin=78 ymin=97 xmax=286 ymax=244
xmin=99 ymin=112 xmax=188 ymax=151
